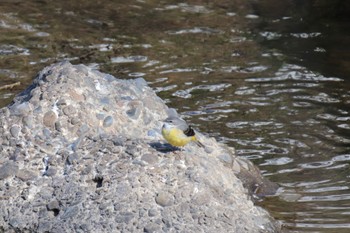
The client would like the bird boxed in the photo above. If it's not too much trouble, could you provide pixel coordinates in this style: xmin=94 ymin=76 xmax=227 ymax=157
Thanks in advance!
xmin=161 ymin=115 xmax=204 ymax=148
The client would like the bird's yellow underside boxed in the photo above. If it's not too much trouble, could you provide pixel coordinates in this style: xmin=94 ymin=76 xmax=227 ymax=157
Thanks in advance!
xmin=162 ymin=127 xmax=196 ymax=147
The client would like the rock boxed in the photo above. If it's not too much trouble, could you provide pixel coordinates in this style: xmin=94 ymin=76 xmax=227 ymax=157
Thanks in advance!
xmin=155 ymin=192 xmax=174 ymax=207
xmin=47 ymin=199 xmax=60 ymax=210
xmin=11 ymin=102 xmax=31 ymax=116
xmin=16 ymin=169 xmax=37 ymax=181
xmin=61 ymin=205 xmax=79 ymax=219
xmin=0 ymin=161 xmax=18 ymax=180
xmin=45 ymin=167 xmax=57 ymax=177
xmin=10 ymin=125 xmax=20 ymax=138
xmin=144 ymin=223 xmax=160 ymax=233
xmin=43 ymin=110 xmax=57 ymax=128
xmin=141 ymin=153 xmax=158 ymax=164
xmin=0 ymin=62 xmax=280 ymax=233
xmin=63 ymin=105 xmax=76 ymax=116
xmin=148 ymin=208 xmax=158 ymax=217
xmin=103 ymin=116 xmax=113 ymax=127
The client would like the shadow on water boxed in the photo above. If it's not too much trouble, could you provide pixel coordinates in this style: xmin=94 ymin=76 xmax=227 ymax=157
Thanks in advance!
xmin=1 ymin=0 xmax=350 ymax=232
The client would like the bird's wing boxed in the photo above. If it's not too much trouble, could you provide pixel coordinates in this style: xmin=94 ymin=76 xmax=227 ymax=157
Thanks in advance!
xmin=183 ymin=126 xmax=195 ymax=136
xmin=175 ymin=118 xmax=189 ymax=131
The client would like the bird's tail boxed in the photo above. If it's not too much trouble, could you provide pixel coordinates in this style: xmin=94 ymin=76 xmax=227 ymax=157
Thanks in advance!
xmin=194 ymin=139 xmax=205 ymax=148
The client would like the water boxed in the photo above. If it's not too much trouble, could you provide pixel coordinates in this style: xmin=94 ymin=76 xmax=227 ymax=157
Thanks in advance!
xmin=1 ymin=1 xmax=350 ymax=232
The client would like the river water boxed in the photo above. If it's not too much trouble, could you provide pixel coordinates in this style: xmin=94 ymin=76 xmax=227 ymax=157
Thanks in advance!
xmin=1 ymin=1 xmax=350 ymax=232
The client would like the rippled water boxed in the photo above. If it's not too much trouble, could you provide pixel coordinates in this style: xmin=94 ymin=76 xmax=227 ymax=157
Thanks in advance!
xmin=1 ymin=1 xmax=350 ymax=232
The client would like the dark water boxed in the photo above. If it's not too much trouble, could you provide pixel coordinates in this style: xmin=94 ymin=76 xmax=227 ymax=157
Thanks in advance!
xmin=1 ymin=1 xmax=350 ymax=232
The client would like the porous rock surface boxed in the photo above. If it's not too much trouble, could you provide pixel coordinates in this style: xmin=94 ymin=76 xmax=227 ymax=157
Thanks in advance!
xmin=0 ymin=62 xmax=280 ymax=232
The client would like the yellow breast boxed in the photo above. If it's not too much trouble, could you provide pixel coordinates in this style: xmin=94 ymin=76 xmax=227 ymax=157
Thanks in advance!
xmin=162 ymin=127 xmax=196 ymax=147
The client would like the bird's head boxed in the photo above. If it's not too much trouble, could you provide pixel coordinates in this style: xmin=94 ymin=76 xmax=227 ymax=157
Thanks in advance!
xmin=162 ymin=116 xmax=187 ymax=130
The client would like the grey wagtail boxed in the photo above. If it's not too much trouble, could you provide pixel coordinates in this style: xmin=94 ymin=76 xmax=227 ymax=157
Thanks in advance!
xmin=162 ymin=116 xmax=204 ymax=148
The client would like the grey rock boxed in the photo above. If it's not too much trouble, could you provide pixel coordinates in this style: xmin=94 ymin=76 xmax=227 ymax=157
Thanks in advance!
xmin=10 ymin=125 xmax=20 ymax=138
xmin=61 ymin=205 xmax=79 ymax=219
xmin=77 ymin=124 xmax=89 ymax=136
xmin=37 ymin=221 xmax=53 ymax=232
xmin=16 ymin=169 xmax=37 ymax=181
xmin=63 ymin=105 xmax=76 ymax=116
xmin=11 ymin=102 xmax=31 ymax=116
xmin=55 ymin=121 xmax=63 ymax=132
xmin=0 ymin=62 xmax=280 ymax=233
xmin=218 ymin=153 xmax=233 ymax=167
xmin=141 ymin=153 xmax=159 ymax=164
xmin=148 ymin=208 xmax=158 ymax=217
xmin=126 ymin=101 xmax=142 ymax=119
xmin=42 ymin=128 xmax=51 ymax=138
xmin=155 ymin=192 xmax=174 ymax=207
xmin=70 ymin=117 xmax=80 ymax=125
xmin=22 ymin=115 xmax=34 ymax=128
xmin=43 ymin=110 xmax=57 ymax=128
xmin=47 ymin=199 xmax=60 ymax=211
xmin=144 ymin=223 xmax=160 ymax=233
xmin=96 ymin=113 xmax=105 ymax=120
xmin=103 ymin=116 xmax=113 ymax=127
xmin=45 ymin=167 xmax=57 ymax=177
xmin=0 ymin=161 xmax=18 ymax=179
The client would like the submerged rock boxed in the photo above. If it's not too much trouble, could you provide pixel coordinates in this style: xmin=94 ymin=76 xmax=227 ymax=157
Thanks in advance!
xmin=0 ymin=62 xmax=280 ymax=232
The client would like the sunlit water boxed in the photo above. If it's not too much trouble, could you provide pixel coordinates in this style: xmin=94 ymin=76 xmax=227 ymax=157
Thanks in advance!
xmin=1 ymin=1 xmax=350 ymax=232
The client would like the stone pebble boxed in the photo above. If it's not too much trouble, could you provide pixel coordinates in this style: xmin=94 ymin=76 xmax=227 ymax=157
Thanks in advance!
xmin=16 ymin=169 xmax=37 ymax=181
xmin=10 ymin=125 xmax=20 ymax=138
xmin=63 ymin=105 xmax=76 ymax=116
xmin=0 ymin=161 xmax=18 ymax=180
xmin=103 ymin=116 xmax=113 ymax=127
xmin=43 ymin=110 xmax=57 ymax=128
xmin=155 ymin=192 xmax=174 ymax=207
xmin=141 ymin=153 xmax=158 ymax=164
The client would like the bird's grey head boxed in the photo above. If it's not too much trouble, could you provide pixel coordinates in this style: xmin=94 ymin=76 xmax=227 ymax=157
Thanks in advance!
xmin=163 ymin=116 xmax=188 ymax=131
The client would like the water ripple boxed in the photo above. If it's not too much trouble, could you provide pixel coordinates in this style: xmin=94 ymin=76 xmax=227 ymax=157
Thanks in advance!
xmin=167 ymin=27 xmax=222 ymax=35
xmin=299 ymin=161 xmax=334 ymax=169
xmin=246 ymin=64 xmax=343 ymax=82
xmin=172 ymin=83 xmax=232 ymax=99
xmin=260 ymin=157 xmax=294 ymax=166
xmin=111 ymin=55 xmax=148 ymax=63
